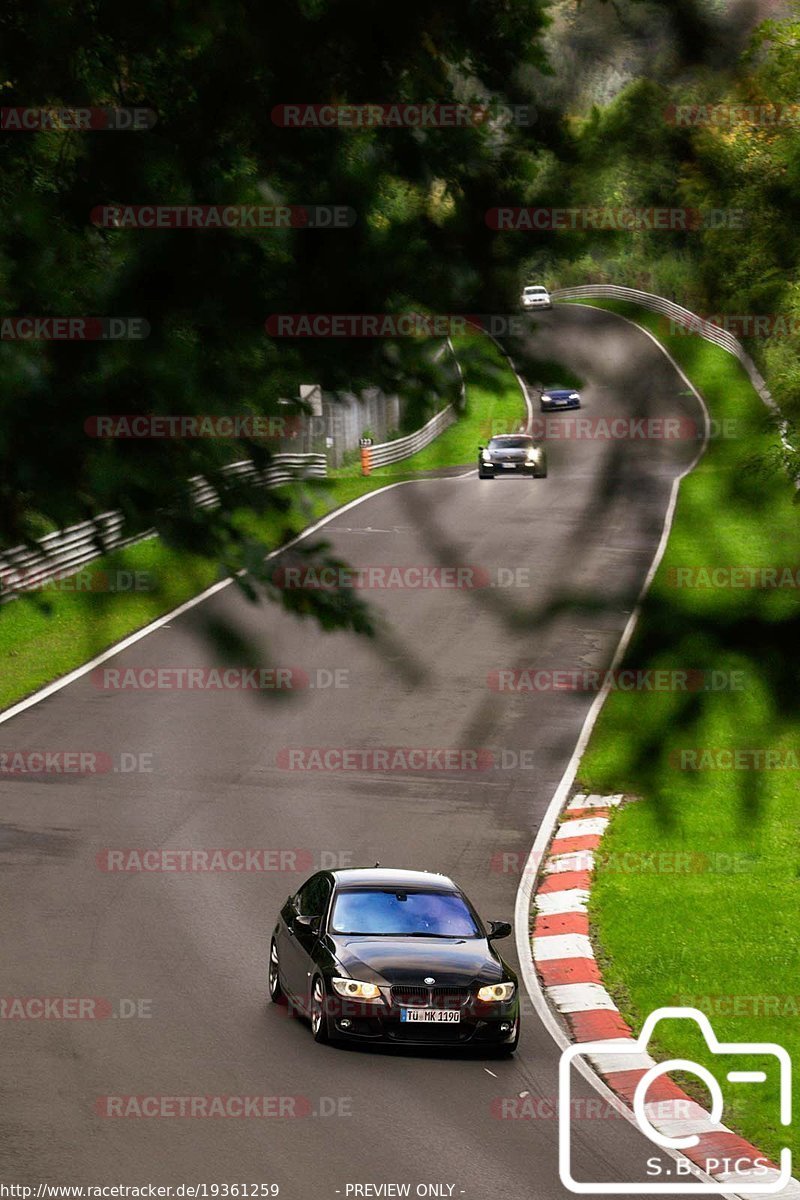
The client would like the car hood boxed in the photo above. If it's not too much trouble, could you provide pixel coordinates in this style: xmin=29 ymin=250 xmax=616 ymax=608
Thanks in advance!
xmin=542 ymin=389 xmax=576 ymax=399
xmin=333 ymin=936 xmax=503 ymax=986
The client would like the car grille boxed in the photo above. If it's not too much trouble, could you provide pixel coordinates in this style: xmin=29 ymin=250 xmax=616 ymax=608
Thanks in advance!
xmin=390 ymin=986 xmax=470 ymax=1009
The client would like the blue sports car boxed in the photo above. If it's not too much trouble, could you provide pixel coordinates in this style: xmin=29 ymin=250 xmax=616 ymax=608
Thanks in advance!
xmin=540 ymin=383 xmax=581 ymax=412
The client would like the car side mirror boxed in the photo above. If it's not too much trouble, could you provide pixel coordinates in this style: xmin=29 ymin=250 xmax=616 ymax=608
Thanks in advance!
xmin=487 ymin=920 xmax=512 ymax=941
xmin=294 ymin=914 xmax=321 ymax=935
xmin=478 ymin=445 xmax=484 ymax=452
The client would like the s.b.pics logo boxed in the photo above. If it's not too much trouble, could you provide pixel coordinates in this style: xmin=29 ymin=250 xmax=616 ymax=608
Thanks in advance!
xmin=558 ymin=1007 xmax=792 ymax=1193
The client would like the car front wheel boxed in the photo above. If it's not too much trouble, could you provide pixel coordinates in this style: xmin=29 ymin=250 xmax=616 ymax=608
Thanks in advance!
xmin=268 ymin=939 xmax=284 ymax=1003
xmin=310 ymin=976 xmax=331 ymax=1044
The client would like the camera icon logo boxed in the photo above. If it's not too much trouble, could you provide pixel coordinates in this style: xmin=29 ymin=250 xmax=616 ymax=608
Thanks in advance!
xmin=559 ymin=1006 xmax=792 ymax=1193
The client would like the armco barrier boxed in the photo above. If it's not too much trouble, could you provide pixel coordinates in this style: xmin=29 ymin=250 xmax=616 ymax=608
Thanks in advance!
xmin=367 ymin=404 xmax=457 ymax=469
xmin=0 ymin=454 xmax=327 ymax=602
xmin=552 ymin=286 xmax=795 ymax=468
xmin=189 ymin=454 xmax=327 ymax=509
xmin=0 ymin=337 xmax=473 ymax=596
xmin=364 ymin=337 xmax=464 ymax=470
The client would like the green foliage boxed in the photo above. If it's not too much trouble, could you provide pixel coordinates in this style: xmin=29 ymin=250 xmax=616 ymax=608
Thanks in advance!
xmin=546 ymin=3 xmax=800 ymax=451
xmin=578 ymin=302 xmax=800 ymax=1163
xmin=0 ymin=0 xmax=551 ymax=638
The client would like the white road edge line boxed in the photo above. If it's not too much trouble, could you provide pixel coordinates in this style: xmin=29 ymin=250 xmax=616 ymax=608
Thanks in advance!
xmin=2 ymin=322 xmax=739 ymax=1186
xmin=0 ymin=329 xmax=527 ymax=728
xmin=512 ymin=305 xmax=747 ymax=1198
xmin=0 ymin=471 xmax=475 ymax=729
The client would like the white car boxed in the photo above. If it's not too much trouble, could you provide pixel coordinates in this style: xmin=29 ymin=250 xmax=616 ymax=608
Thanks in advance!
xmin=520 ymin=285 xmax=552 ymax=310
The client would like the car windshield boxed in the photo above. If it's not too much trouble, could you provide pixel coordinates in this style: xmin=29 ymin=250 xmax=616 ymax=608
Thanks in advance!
xmin=330 ymin=888 xmax=480 ymax=937
xmin=524 ymin=287 xmax=546 ymax=294
xmin=544 ymin=384 xmax=570 ymax=392
xmin=489 ymin=436 xmax=532 ymax=449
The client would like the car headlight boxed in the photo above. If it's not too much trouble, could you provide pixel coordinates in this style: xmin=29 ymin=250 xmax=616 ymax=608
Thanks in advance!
xmin=477 ymin=982 xmax=516 ymax=1002
xmin=526 ymin=448 xmax=540 ymax=461
xmin=569 ymin=393 xmax=580 ymax=400
xmin=541 ymin=394 xmax=551 ymax=403
xmin=332 ymin=977 xmax=381 ymax=1001
xmin=481 ymin=449 xmax=492 ymax=462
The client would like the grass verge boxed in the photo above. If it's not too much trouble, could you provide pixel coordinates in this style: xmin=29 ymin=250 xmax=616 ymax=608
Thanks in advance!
xmin=0 ymin=330 xmax=527 ymax=713
xmin=565 ymin=299 xmax=800 ymax=1163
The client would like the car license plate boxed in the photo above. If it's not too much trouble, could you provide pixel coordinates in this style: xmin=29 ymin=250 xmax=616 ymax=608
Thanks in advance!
xmin=502 ymin=462 xmax=516 ymax=469
xmin=556 ymin=398 xmax=568 ymax=405
xmin=400 ymin=1008 xmax=460 ymax=1023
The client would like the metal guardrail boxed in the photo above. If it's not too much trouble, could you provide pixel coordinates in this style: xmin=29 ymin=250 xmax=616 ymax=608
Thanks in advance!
xmin=0 ymin=453 xmax=327 ymax=602
xmin=553 ymin=284 xmax=798 ymax=484
xmin=552 ymin=284 xmax=785 ymax=425
xmin=366 ymin=337 xmax=464 ymax=469
xmin=0 ymin=339 xmax=470 ymax=598
xmin=189 ymin=453 xmax=327 ymax=509
xmin=368 ymin=404 xmax=457 ymax=468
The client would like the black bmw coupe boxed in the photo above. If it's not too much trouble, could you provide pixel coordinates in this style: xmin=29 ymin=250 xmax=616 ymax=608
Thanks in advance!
xmin=269 ymin=867 xmax=520 ymax=1052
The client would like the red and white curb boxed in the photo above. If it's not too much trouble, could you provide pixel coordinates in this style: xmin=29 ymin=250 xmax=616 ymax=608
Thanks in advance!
xmin=531 ymin=792 xmax=798 ymax=1198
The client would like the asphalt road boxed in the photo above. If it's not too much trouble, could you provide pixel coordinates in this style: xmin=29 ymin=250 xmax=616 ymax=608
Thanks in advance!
xmin=1 ymin=304 xmax=706 ymax=1198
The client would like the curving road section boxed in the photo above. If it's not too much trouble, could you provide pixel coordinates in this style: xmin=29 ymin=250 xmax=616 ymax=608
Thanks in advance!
xmin=1 ymin=304 xmax=706 ymax=1198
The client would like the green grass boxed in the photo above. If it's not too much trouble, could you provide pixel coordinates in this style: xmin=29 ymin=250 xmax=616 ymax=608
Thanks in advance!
xmin=0 ymin=500 xmax=312 ymax=713
xmin=0 ymin=330 xmax=527 ymax=713
xmin=566 ymin=299 xmax=800 ymax=1163
xmin=330 ymin=332 xmax=531 ymax=480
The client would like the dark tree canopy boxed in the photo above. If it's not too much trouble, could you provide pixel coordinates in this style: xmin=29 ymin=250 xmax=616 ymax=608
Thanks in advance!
xmin=0 ymin=0 xmax=550 ymax=573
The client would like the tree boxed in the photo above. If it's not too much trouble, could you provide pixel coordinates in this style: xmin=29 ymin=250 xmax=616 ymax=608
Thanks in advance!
xmin=0 ymin=0 xmax=551 ymax=631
